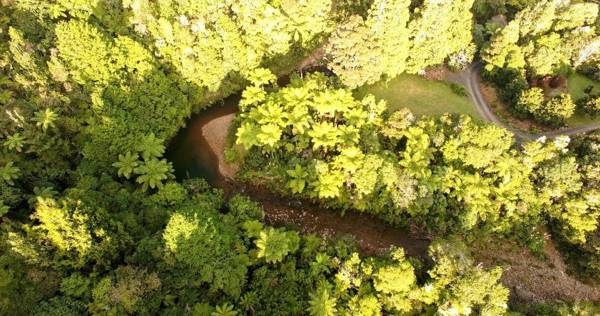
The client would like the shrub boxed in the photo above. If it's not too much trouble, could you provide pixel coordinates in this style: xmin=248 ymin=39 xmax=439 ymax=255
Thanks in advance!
xmin=537 ymin=94 xmax=575 ymax=127
xmin=449 ymin=82 xmax=467 ymax=96
xmin=582 ymin=96 xmax=600 ymax=118
xmin=516 ymin=90 xmax=575 ymax=126
xmin=515 ymin=88 xmax=544 ymax=116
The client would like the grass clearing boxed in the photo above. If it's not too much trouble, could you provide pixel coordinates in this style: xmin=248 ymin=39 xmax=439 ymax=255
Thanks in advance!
xmin=567 ymin=73 xmax=600 ymax=101
xmin=357 ymin=73 xmax=481 ymax=119
xmin=566 ymin=74 xmax=600 ymax=126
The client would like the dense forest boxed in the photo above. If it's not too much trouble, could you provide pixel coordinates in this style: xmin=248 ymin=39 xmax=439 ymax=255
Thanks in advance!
xmin=1 ymin=0 xmax=600 ymax=315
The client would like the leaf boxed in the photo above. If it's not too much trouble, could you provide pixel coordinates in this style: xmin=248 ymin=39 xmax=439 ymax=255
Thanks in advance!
xmin=134 ymin=158 xmax=173 ymax=191
xmin=34 ymin=108 xmax=58 ymax=131
xmin=236 ymin=122 xmax=260 ymax=149
xmin=0 ymin=162 xmax=20 ymax=185
xmin=136 ymin=133 xmax=165 ymax=161
xmin=112 ymin=152 xmax=140 ymax=179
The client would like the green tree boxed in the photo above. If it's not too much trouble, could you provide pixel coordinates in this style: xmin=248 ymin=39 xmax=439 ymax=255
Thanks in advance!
xmin=136 ymin=133 xmax=165 ymax=161
xmin=326 ymin=15 xmax=383 ymax=88
xmin=406 ymin=0 xmax=476 ymax=73
xmin=583 ymin=96 xmax=600 ymax=117
xmin=483 ymin=0 xmax=599 ymax=76
xmin=538 ymin=93 xmax=575 ymax=126
xmin=516 ymin=87 xmax=544 ymax=116
xmin=33 ymin=109 xmax=58 ymax=131
xmin=286 ymin=164 xmax=309 ymax=194
xmin=373 ymin=249 xmax=417 ymax=313
xmin=134 ymin=159 xmax=173 ymax=191
xmin=0 ymin=162 xmax=19 ymax=185
xmin=163 ymin=202 xmax=249 ymax=297
xmin=3 ymin=133 xmax=25 ymax=152
xmin=89 ymin=266 xmax=161 ymax=315
xmin=255 ymin=228 xmax=300 ymax=264
xmin=212 ymin=303 xmax=238 ymax=316
xmin=308 ymin=285 xmax=337 ymax=316
xmin=112 ymin=152 xmax=140 ymax=179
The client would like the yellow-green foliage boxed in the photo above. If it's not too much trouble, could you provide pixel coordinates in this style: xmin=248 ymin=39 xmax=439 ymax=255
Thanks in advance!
xmin=483 ymin=0 xmax=599 ymax=76
xmin=327 ymin=0 xmax=475 ymax=88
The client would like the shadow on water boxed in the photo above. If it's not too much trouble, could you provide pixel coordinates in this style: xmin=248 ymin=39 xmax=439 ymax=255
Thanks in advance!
xmin=166 ymin=94 xmax=430 ymax=258
xmin=167 ymin=95 xmax=240 ymax=186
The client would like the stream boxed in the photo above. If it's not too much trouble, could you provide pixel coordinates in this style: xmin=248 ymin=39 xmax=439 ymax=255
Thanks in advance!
xmin=166 ymin=95 xmax=430 ymax=258
xmin=166 ymin=93 xmax=600 ymax=304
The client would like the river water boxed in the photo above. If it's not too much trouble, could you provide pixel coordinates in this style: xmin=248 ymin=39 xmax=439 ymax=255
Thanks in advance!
xmin=166 ymin=96 xmax=430 ymax=257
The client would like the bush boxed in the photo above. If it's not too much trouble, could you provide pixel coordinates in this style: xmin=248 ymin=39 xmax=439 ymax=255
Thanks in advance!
xmin=582 ymin=96 xmax=600 ymax=118
xmin=449 ymin=82 xmax=467 ymax=96
xmin=538 ymin=94 xmax=575 ymax=127
xmin=516 ymin=90 xmax=575 ymax=126
xmin=515 ymin=87 xmax=544 ymax=117
xmin=484 ymin=68 xmax=528 ymax=105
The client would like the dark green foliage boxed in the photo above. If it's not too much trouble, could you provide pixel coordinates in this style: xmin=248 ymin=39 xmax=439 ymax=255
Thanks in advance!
xmin=449 ymin=82 xmax=468 ymax=96
xmin=482 ymin=66 xmax=528 ymax=106
xmin=0 ymin=1 xmax=598 ymax=315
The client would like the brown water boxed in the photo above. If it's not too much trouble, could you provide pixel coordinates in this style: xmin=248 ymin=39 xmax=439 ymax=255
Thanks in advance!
xmin=166 ymin=96 xmax=430 ymax=257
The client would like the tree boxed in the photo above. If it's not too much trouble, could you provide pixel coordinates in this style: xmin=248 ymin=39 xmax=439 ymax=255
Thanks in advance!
xmin=373 ymin=249 xmax=417 ymax=313
xmin=427 ymin=239 xmax=509 ymax=316
xmin=3 ymin=133 xmax=25 ymax=152
xmin=516 ymin=87 xmax=544 ymax=116
xmin=327 ymin=0 xmax=474 ymax=87
xmin=89 ymin=266 xmax=161 ymax=315
xmin=483 ymin=0 xmax=599 ymax=76
xmin=212 ymin=303 xmax=238 ymax=316
xmin=286 ymin=164 xmax=309 ymax=194
xmin=163 ymin=202 xmax=249 ymax=297
xmin=53 ymin=20 xmax=112 ymax=84
xmin=112 ymin=152 xmax=140 ymax=179
xmin=136 ymin=133 xmax=165 ymax=161
xmin=0 ymin=162 xmax=19 ymax=185
xmin=33 ymin=109 xmax=58 ymax=131
xmin=326 ymin=15 xmax=383 ymax=88
xmin=308 ymin=285 xmax=337 ymax=316
xmin=255 ymin=228 xmax=300 ymax=264
xmin=538 ymin=93 xmax=575 ymax=126
xmin=134 ymin=158 xmax=173 ymax=191
xmin=583 ymin=96 xmax=600 ymax=117
xmin=516 ymin=89 xmax=575 ymax=126
xmin=367 ymin=0 xmax=411 ymax=78
xmin=406 ymin=0 xmax=475 ymax=73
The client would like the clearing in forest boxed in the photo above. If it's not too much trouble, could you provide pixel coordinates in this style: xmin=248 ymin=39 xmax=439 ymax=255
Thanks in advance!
xmin=358 ymin=73 xmax=482 ymax=119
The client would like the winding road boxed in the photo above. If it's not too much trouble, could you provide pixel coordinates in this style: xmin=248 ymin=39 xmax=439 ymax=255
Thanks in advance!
xmin=448 ymin=63 xmax=600 ymax=142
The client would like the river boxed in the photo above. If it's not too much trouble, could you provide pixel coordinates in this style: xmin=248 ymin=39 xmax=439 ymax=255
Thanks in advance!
xmin=165 ymin=92 xmax=600 ymax=304
xmin=166 ymin=95 xmax=430 ymax=258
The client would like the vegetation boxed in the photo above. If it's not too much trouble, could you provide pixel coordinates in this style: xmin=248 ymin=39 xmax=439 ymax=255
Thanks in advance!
xmin=1 ymin=0 xmax=600 ymax=315
xmin=235 ymin=71 xmax=600 ymax=244
xmin=358 ymin=73 xmax=481 ymax=119
xmin=482 ymin=0 xmax=599 ymax=126
xmin=326 ymin=0 xmax=475 ymax=88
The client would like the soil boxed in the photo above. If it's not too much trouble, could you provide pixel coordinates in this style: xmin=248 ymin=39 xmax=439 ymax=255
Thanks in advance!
xmin=472 ymin=236 xmax=600 ymax=305
xmin=423 ymin=66 xmax=449 ymax=81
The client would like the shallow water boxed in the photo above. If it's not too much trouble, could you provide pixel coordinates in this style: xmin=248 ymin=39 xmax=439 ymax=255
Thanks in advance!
xmin=166 ymin=96 xmax=429 ymax=257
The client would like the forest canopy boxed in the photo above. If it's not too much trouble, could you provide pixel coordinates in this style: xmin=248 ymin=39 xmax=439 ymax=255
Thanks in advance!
xmin=1 ymin=0 xmax=600 ymax=315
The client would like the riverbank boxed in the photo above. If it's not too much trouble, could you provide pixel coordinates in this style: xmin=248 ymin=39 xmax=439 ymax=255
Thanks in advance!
xmin=166 ymin=78 xmax=600 ymax=305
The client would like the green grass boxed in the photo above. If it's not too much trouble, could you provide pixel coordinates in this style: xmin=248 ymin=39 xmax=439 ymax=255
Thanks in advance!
xmin=357 ymin=74 xmax=481 ymax=119
xmin=567 ymin=73 xmax=600 ymax=101
xmin=566 ymin=73 xmax=600 ymax=126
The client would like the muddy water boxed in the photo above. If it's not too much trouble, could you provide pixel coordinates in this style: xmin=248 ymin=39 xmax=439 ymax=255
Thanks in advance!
xmin=166 ymin=96 xmax=430 ymax=258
